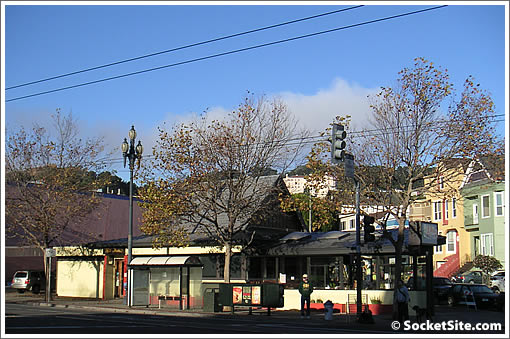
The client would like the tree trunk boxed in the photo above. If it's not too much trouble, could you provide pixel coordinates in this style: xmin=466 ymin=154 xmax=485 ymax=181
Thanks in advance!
xmin=223 ymin=242 xmax=231 ymax=283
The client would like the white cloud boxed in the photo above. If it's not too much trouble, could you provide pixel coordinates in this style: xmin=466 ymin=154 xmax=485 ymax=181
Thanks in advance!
xmin=154 ymin=77 xmax=379 ymax=138
xmin=279 ymin=77 xmax=379 ymax=134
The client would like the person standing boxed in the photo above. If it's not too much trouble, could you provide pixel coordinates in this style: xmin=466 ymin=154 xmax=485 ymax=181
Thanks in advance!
xmin=299 ymin=273 xmax=314 ymax=319
xmin=394 ymin=279 xmax=410 ymax=324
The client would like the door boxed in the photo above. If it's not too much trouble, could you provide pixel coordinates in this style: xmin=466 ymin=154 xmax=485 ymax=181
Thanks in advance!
xmin=114 ymin=260 xmax=124 ymax=298
xmin=131 ymin=269 xmax=150 ymax=306
xmin=474 ymin=236 xmax=480 ymax=257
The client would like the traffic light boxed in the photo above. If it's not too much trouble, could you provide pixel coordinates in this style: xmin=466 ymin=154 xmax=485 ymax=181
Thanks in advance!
xmin=363 ymin=215 xmax=376 ymax=243
xmin=331 ymin=123 xmax=347 ymax=164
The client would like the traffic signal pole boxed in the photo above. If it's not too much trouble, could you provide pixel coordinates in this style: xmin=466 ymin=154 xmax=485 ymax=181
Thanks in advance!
xmin=330 ymin=122 xmax=362 ymax=318
xmin=330 ymin=123 xmax=363 ymax=320
xmin=355 ymin=177 xmax=362 ymax=316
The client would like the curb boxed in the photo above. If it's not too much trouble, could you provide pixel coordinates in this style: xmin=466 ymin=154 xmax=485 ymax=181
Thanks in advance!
xmin=31 ymin=302 xmax=230 ymax=318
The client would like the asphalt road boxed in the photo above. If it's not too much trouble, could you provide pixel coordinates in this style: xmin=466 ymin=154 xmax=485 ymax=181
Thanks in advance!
xmin=4 ymin=288 xmax=505 ymax=335
xmin=6 ymin=303 xmax=392 ymax=335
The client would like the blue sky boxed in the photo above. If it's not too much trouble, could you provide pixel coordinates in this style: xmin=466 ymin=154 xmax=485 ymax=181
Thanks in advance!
xmin=3 ymin=2 xmax=507 ymax=181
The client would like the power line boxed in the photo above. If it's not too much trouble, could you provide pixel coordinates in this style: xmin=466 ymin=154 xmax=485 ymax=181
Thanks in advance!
xmin=95 ymin=114 xmax=504 ymax=168
xmin=6 ymin=6 xmax=364 ymax=91
xmin=6 ymin=5 xmax=447 ymax=103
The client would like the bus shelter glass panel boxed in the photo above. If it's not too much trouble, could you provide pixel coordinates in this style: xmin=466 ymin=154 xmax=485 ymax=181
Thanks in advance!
xmin=149 ymin=267 xmax=181 ymax=309
xmin=132 ymin=269 xmax=150 ymax=306
xmin=189 ymin=267 xmax=203 ymax=309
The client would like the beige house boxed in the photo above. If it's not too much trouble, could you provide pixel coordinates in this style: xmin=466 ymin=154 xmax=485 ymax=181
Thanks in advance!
xmin=409 ymin=159 xmax=471 ymax=277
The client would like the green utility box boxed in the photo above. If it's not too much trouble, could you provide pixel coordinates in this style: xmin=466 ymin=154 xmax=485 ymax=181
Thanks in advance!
xmin=203 ymin=288 xmax=221 ymax=312
xmin=217 ymin=283 xmax=284 ymax=308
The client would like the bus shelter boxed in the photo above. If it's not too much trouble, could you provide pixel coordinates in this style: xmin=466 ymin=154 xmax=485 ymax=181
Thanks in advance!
xmin=128 ymin=255 xmax=203 ymax=310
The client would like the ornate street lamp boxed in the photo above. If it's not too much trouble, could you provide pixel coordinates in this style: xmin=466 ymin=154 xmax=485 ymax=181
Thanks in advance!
xmin=121 ymin=125 xmax=142 ymax=307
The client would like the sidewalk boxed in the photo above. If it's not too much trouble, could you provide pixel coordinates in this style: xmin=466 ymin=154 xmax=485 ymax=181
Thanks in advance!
xmin=5 ymin=288 xmax=505 ymax=333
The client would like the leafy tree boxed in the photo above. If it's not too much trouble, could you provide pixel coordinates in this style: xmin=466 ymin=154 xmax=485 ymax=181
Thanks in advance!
xmin=299 ymin=57 xmax=502 ymax=317
xmin=473 ymin=255 xmax=502 ymax=284
xmin=5 ymin=109 xmax=109 ymax=298
xmin=138 ymin=94 xmax=309 ymax=282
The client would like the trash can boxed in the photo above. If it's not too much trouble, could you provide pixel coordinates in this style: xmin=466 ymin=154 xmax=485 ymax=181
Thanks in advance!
xmin=203 ymin=288 xmax=221 ymax=312
xmin=324 ymin=300 xmax=334 ymax=320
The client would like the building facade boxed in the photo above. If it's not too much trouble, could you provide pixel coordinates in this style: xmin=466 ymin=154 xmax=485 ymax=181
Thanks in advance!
xmin=409 ymin=160 xmax=470 ymax=278
xmin=460 ymin=156 xmax=505 ymax=267
xmin=283 ymin=174 xmax=336 ymax=198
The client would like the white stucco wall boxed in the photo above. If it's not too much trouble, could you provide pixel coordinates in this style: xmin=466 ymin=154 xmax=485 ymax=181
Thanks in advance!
xmin=57 ymin=259 xmax=104 ymax=298
xmin=281 ymin=289 xmax=426 ymax=310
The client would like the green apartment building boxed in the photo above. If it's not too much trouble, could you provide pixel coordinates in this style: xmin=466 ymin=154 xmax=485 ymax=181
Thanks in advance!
xmin=461 ymin=156 xmax=505 ymax=266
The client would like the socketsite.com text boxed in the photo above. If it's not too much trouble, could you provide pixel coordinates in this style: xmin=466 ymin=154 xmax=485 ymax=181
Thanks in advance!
xmin=391 ymin=320 xmax=502 ymax=332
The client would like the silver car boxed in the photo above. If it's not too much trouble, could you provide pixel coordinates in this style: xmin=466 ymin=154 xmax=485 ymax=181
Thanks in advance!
xmin=490 ymin=271 xmax=505 ymax=293
xmin=11 ymin=270 xmax=45 ymax=294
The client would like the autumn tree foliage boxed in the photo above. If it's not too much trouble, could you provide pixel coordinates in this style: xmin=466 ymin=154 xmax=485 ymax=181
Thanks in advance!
xmin=299 ymin=57 xmax=502 ymax=315
xmin=138 ymin=94 xmax=308 ymax=282
xmin=5 ymin=110 xmax=109 ymax=285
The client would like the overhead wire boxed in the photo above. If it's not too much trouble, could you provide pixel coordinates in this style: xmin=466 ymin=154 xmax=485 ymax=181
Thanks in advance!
xmin=6 ymin=6 xmax=365 ymax=91
xmin=95 ymin=114 xmax=504 ymax=169
xmin=6 ymin=5 xmax=448 ymax=103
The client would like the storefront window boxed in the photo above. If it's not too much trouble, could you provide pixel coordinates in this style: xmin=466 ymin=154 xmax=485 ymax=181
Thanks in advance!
xmin=375 ymin=255 xmax=419 ymax=290
xmin=310 ymin=256 xmax=346 ymax=289
xmin=283 ymin=256 xmax=306 ymax=286
xmin=199 ymin=255 xmax=218 ymax=278
xmin=248 ymin=257 xmax=262 ymax=280
xmin=265 ymin=257 xmax=276 ymax=279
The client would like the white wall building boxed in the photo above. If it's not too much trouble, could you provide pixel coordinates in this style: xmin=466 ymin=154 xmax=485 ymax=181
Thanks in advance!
xmin=338 ymin=205 xmax=406 ymax=231
xmin=283 ymin=174 xmax=336 ymax=198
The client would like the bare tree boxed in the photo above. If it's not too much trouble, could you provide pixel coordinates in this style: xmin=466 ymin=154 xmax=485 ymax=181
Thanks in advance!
xmin=5 ymin=109 xmax=109 ymax=297
xmin=300 ymin=58 xmax=502 ymax=318
xmin=138 ymin=94 xmax=309 ymax=282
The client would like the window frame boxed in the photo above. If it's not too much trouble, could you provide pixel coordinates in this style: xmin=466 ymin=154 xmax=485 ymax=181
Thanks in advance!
xmin=480 ymin=233 xmax=494 ymax=256
xmin=349 ymin=219 xmax=355 ymax=230
xmin=433 ymin=201 xmax=442 ymax=221
xmin=473 ymin=203 xmax=479 ymax=224
xmin=452 ymin=198 xmax=457 ymax=218
xmin=446 ymin=231 xmax=456 ymax=254
xmin=481 ymin=194 xmax=490 ymax=218
xmin=494 ymin=192 xmax=504 ymax=217
xmin=435 ymin=231 xmax=443 ymax=254
xmin=439 ymin=176 xmax=444 ymax=190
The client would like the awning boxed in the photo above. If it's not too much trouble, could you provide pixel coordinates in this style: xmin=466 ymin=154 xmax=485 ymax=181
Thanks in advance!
xmin=129 ymin=255 xmax=202 ymax=267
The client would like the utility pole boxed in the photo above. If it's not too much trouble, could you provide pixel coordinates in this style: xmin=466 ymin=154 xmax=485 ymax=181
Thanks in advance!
xmin=354 ymin=176 xmax=362 ymax=316
xmin=345 ymin=153 xmax=362 ymax=317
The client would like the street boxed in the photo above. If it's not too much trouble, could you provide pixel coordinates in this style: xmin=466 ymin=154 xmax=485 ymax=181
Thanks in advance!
xmin=5 ymin=303 xmax=394 ymax=335
xmin=4 ymin=298 xmax=505 ymax=335
xmin=3 ymin=287 xmax=505 ymax=335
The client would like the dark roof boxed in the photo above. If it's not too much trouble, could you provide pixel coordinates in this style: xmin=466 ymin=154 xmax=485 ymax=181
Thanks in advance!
xmin=463 ymin=155 xmax=505 ymax=188
xmin=478 ymin=155 xmax=505 ymax=181
xmin=266 ymin=229 xmax=438 ymax=256
xmin=87 ymin=175 xmax=304 ymax=250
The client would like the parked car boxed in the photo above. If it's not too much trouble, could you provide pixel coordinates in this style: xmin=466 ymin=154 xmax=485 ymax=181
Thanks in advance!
xmin=451 ymin=270 xmax=485 ymax=284
xmin=447 ymin=283 xmax=500 ymax=309
xmin=11 ymin=270 xmax=45 ymax=294
xmin=490 ymin=271 xmax=505 ymax=293
xmin=495 ymin=292 xmax=505 ymax=312
xmin=406 ymin=276 xmax=453 ymax=304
